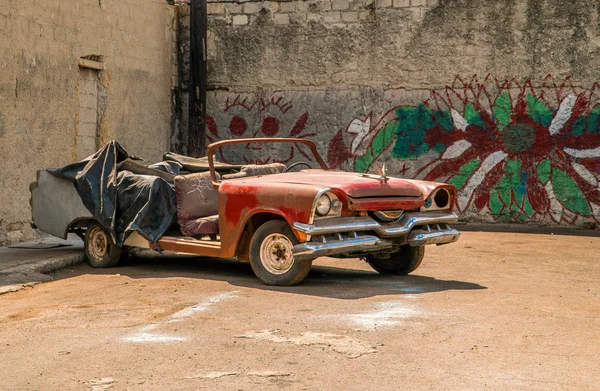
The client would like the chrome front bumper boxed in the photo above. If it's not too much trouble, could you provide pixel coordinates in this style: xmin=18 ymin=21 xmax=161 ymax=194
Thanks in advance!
xmin=407 ymin=224 xmax=461 ymax=247
xmin=293 ymin=211 xmax=459 ymax=238
xmin=292 ymin=212 xmax=460 ymax=261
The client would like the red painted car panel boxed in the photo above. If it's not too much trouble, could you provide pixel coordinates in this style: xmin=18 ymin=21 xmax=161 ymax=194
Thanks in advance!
xmin=217 ymin=181 xmax=324 ymax=257
xmin=166 ymin=139 xmax=458 ymax=262
xmin=237 ymin=170 xmax=423 ymax=198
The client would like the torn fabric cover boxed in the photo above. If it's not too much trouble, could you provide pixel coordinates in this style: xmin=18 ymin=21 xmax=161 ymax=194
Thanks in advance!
xmin=48 ymin=141 xmax=177 ymax=246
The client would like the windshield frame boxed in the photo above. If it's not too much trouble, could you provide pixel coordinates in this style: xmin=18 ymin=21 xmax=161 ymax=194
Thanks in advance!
xmin=207 ymin=138 xmax=329 ymax=185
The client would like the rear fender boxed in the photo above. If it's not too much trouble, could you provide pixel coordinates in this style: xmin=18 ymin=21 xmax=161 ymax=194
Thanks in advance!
xmin=30 ymin=170 xmax=93 ymax=239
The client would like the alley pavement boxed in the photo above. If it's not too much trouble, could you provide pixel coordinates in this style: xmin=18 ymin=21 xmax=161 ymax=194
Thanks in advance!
xmin=0 ymin=234 xmax=84 ymax=294
xmin=1 ymin=231 xmax=598 ymax=390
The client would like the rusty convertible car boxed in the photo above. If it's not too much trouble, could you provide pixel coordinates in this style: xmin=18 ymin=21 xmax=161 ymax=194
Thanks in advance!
xmin=31 ymin=138 xmax=460 ymax=286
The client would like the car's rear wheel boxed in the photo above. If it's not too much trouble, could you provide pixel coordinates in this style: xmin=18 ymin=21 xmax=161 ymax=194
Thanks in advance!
xmin=366 ymin=245 xmax=424 ymax=275
xmin=249 ymin=220 xmax=312 ymax=286
xmin=85 ymin=221 xmax=122 ymax=268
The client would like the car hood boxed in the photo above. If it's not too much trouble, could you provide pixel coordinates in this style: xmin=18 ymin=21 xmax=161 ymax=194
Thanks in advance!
xmin=240 ymin=170 xmax=424 ymax=198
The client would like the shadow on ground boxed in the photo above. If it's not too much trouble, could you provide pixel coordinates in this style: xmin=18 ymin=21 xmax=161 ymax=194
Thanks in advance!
xmin=52 ymin=252 xmax=486 ymax=300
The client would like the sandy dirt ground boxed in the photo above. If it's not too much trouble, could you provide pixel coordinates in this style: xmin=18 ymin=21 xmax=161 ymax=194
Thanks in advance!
xmin=0 ymin=231 xmax=598 ymax=390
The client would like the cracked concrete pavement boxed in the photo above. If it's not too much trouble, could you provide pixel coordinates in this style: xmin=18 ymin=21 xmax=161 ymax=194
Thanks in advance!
xmin=0 ymin=231 xmax=598 ymax=390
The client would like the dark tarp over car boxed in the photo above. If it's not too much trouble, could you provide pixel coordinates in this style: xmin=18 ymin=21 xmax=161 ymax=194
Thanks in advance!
xmin=47 ymin=141 xmax=241 ymax=246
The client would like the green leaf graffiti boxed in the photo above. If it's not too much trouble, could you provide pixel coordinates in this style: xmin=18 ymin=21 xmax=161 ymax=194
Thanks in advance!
xmin=572 ymin=116 xmax=586 ymax=137
xmin=433 ymin=109 xmax=454 ymax=131
xmin=526 ymin=95 xmax=553 ymax=127
xmin=488 ymin=159 xmax=534 ymax=220
xmin=493 ymin=91 xmax=511 ymax=130
xmin=448 ymin=158 xmax=481 ymax=189
xmin=551 ymin=168 xmax=591 ymax=215
xmin=356 ymin=104 xmax=455 ymax=173
xmin=464 ymin=103 xmax=484 ymax=127
xmin=355 ymin=120 xmax=398 ymax=173
xmin=504 ymin=160 xmax=523 ymax=189
xmin=536 ymin=159 xmax=551 ymax=184
xmin=586 ymin=105 xmax=600 ymax=134
xmin=392 ymin=104 xmax=434 ymax=159
xmin=489 ymin=190 xmax=503 ymax=214
xmin=523 ymin=195 xmax=535 ymax=216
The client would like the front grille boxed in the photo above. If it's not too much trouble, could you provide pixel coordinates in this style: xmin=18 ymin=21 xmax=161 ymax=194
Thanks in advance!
xmin=413 ymin=223 xmax=454 ymax=233
xmin=313 ymin=231 xmax=360 ymax=244
xmin=370 ymin=210 xmax=404 ymax=223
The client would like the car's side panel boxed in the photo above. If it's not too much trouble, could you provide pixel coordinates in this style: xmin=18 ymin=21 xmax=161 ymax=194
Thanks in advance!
xmin=217 ymin=181 xmax=325 ymax=257
xmin=30 ymin=170 xmax=93 ymax=239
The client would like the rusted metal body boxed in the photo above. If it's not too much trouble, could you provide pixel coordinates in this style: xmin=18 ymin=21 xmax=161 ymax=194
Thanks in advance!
xmin=156 ymin=138 xmax=460 ymax=260
xmin=31 ymin=138 xmax=461 ymax=285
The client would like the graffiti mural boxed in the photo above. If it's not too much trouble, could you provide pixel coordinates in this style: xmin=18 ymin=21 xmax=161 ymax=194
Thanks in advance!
xmin=330 ymin=75 xmax=600 ymax=224
xmin=206 ymin=95 xmax=315 ymax=164
xmin=206 ymin=75 xmax=600 ymax=225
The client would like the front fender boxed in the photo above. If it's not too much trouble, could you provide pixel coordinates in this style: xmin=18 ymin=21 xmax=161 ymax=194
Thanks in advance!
xmin=218 ymin=181 xmax=326 ymax=256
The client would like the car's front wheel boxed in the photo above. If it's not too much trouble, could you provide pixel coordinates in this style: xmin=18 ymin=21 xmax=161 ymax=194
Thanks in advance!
xmin=366 ymin=245 xmax=424 ymax=275
xmin=249 ymin=220 xmax=312 ymax=286
xmin=85 ymin=221 xmax=122 ymax=268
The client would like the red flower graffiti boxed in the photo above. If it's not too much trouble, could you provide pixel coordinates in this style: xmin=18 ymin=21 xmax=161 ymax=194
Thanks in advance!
xmin=333 ymin=75 xmax=600 ymax=224
xmin=419 ymin=75 xmax=600 ymax=223
xmin=206 ymin=95 xmax=314 ymax=164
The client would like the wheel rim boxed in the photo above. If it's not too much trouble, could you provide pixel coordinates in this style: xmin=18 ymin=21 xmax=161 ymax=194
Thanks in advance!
xmin=259 ymin=233 xmax=295 ymax=275
xmin=89 ymin=226 xmax=108 ymax=260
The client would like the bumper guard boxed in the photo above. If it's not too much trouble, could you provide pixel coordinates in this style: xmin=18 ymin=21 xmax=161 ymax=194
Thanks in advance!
xmin=293 ymin=234 xmax=395 ymax=262
xmin=292 ymin=211 xmax=460 ymax=261
xmin=293 ymin=211 xmax=459 ymax=238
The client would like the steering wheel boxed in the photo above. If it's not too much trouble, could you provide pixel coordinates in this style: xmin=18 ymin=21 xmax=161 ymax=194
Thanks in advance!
xmin=285 ymin=161 xmax=312 ymax=172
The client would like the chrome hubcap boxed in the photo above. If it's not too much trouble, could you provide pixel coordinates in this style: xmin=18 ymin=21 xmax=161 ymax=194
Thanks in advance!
xmin=260 ymin=233 xmax=294 ymax=275
xmin=89 ymin=226 xmax=108 ymax=260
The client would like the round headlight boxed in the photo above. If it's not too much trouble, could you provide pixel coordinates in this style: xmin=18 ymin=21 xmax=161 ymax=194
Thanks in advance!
xmin=315 ymin=194 xmax=332 ymax=216
xmin=434 ymin=189 xmax=450 ymax=208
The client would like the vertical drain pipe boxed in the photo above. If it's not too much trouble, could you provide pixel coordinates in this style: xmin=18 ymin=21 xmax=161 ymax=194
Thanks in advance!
xmin=187 ymin=0 xmax=207 ymax=157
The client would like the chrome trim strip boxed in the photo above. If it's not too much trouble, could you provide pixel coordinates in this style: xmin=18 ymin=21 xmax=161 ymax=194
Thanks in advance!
xmin=293 ymin=211 xmax=459 ymax=238
xmin=407 ymin=228 xmax=461 ymax=247
xmin=292 ymin=235 xmax=394 ymax=262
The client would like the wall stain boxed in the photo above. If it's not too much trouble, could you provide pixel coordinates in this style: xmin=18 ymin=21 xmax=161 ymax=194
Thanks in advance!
xmin=563 ymin=0 xmax=593 ymax=77
xmin=0 ymin=113 xmax=5 ymax=137
xmin=525 ymin=0 xmax=545 ymax=76
xmin=485 ymin=0 xmax=516 ymax=53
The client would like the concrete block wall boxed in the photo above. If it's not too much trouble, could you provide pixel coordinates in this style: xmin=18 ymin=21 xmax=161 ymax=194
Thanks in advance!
xmin=187 ymin=0 xmax=600 ymax=227
xmin=0 ymin=1 xmax=177 ymax=245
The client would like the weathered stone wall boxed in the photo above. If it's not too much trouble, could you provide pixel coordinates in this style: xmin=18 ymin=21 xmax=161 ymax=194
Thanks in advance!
xmin=0 ymin=0 xmax=177 ymax=245
xmin=196 ymin=0 xmax=600 ymax=227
